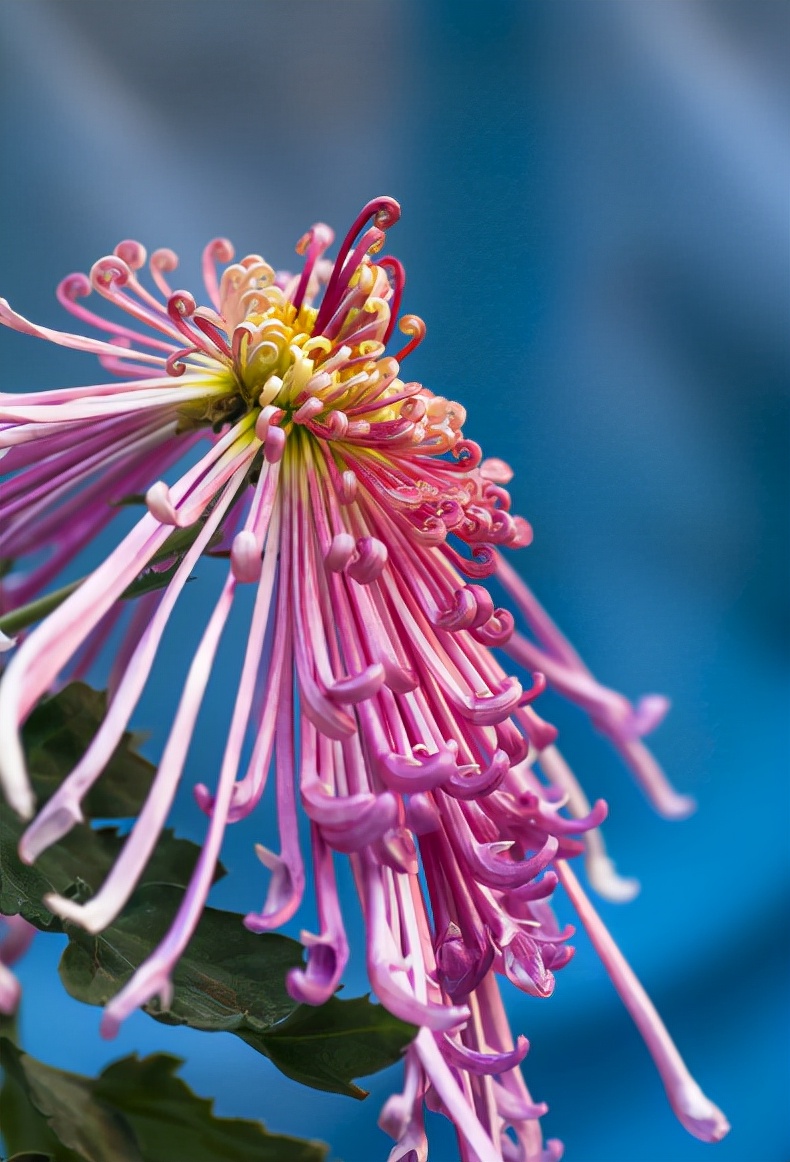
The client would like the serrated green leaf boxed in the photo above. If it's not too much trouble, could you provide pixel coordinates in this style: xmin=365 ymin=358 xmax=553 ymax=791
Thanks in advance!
xmin=93 ymin=1054 xmax=327 ymax=1162
xmin=0 ymin=1039 xmax=138 ymax=1162
xmin=0 ymin=1042 xmax=77 ymax=1160
xmin=58 ymin=885 xmax=303 ymax=1034
xmin=0 ymin=823 xmax=217 ymax=934
xmin=2 ymin=683 xmax=222 ymax=931
xmin=0 ymin=1041 xmax=328 ymax=1162
xmin=22 ymin=683 xmax=155 ymax=819
xmin=245 ymin=995 xmax=415 ymax=1100
xmin=109 ymin=494 xmax=147 ymax=508
xmin=57 ymin=886 xmax=416 ymax=1098
xmin=120 ymin=561 xmax=187 ymax=601
xmin=3 ymin=682 xmax=416 ymax=1104
xmin=119 ymin=523 xmax=223 ymax=602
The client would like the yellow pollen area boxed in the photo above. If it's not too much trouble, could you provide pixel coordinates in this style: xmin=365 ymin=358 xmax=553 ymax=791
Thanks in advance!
xmin=185 ymin=259 xmax=412 ymax=438
xmin=233 ymin=293 xmax=323 ymax=411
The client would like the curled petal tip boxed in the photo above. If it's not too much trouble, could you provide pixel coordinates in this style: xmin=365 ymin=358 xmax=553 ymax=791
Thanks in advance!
xmin=145 ymin=480 xmax=179 ymax=526
xmin=673 ymin=1086 xmax=731 ymax=1143
xmin=327 ymin=662 xmax=386 ymax=703
xmin=113 ymin=239 xmax=147 ymax=269
xmin=19 ymin=800 xmax=84 ymax=864
xmin=42 ymin=892 xmax=106 ymax=934
xmin=264 ymin=425 xmax=286 ymax=463
xmin=378 ymin=1093 xmax=410 ymax=1140
xmin=0 ymin=966 xmax=22 ymax=1016
xmin=479 ymin=456 xmax=514 ymax=484
xmin=404 ymin=792 xmax=441 ymax=834
xmin=661 ymin=793 xmax=697 ymax=821
xmin=585 ymin=854 xmax=640 ymax=904
xmin=347 ymin=536 xmax=388 ymax=585
xmin=2 ymin=780 xmax=36 ymax=823
xmin=99 ymin=1012 xmax=122 ymax=1040
xmin=0 ymin=629 xmax=17 ymax=653
xmin=380 ymin=747 xmax=456 ymax=792
xmin=441 ymin=1030 xmax=529 ymax=1075
xmin=193 ymin=783 xmax=214 ymax=814
xmin=230 ymin=530 xmax=262 ymax=583
xmin=325 ymin=533 xmax=355 ymax=572
xmin=631 ymin=693 xmax=671 ymax=736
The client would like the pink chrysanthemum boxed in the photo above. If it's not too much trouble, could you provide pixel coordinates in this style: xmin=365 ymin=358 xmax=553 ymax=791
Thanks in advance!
xmin=0 ymin=199 xmax=728 ymax=1160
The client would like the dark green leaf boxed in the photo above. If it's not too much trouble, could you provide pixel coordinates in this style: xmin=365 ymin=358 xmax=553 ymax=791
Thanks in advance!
xmin=0 ymin=1038 xmax=137 ymax=1162
xmin=93 ymin=1054 xmax=327 ymax=1162
xmin=109 ymin=494 xmax=147 ymax=507
xmin=0 ymin=1040 xmax=328 ymax=1162
xmin=2 ymin=682 xmax=223 ymax=929
xmin=58 ymin=886 xmax=416 ymax=1097
xmin=120 ymin=524 xmax=223 ymax=602
xmin=120 ymin=561 xmax=187 ymax=602
xmin=59 ymin=885 xmax=303 ymax=1034
xmin=4 ymin=681 xmax=416 ymax=1103
xmin=22 ymin=683 xmax=154 ymax=819
xmin=0 ymin=823 xmax=217 ymax=934
xmin=244 ymin=995 xmax=415 ymax=1100
xmin=0 ymin=1040 xmax=76 ymax=1161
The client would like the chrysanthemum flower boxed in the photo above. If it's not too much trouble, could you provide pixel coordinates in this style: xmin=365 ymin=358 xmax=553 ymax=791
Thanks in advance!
xmin=0 ymin=199 xmax=728 ymax=1160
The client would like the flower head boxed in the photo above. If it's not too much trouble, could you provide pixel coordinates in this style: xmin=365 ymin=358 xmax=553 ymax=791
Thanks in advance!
xmin=0 ymin=200 xmax=728 ymax=1159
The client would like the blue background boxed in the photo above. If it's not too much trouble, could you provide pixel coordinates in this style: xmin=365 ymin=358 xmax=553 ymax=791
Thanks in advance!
xmin=1 ymin=2 xmax=788 ymax=1160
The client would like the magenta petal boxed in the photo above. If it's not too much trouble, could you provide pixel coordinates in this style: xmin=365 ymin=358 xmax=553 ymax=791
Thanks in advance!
xmin=507 ymin=870 xmax=559 ymax=903
xmin=326 ymin=661 xmax=386 ymax=703
xmin=441 ymin=1031 xmax=529 ymax=1076
xmin=373 ymin=828 xmax=419 ymax=875
xmin=405 ymin=792 xmax=441 ymax=834
xmin=370 ymin=961 xmax=470 ymax=1033
xmin=301 ymin=783 xmax=399 ymax=851
xmin=445 ymin=748 xmax=509 ymax=800
xmin=469 ymin=836 xmax=558 ymax=890
xmin=379 ymin=746 xmax=457 ymax=793
xmin=435 ymin=924 xmax=495 ymax=1004
xmin=501 ymin=932 xmax=556 ymax=998
xmin=492 ymin=1080 xmax=549 ymax=1122
xmin=286 ymin=932 xmax=345 ymax=1006
xmin=460 ymin=676 xmax=523 ymax=725
xmin=244 ymin=845 xmax=305 ymax=932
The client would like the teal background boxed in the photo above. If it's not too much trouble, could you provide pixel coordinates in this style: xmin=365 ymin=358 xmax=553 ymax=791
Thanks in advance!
xmin=1 ymin=2 xmax=788 ymax=1160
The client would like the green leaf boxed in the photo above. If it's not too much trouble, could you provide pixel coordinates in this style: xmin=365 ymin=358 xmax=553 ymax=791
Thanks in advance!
xmin=0 ymin=1038 xmax=136 ymax=1161
xmin=22 ymin=683 xmax=155 ymax=819
xmin=58 ymin=886 xmax=416 ymax=1097
xmin=0 ymin=580 xmax=84 ymax=640
xmin=120 ymin=524 xmax=224 ymax=602
xmin=93 ymin=1054 xmax=328 ymax=1162
xmin=0 ymin=1040 xmax=328 ymax=1162
xmin=120 ymin=561 xmax=187 ymax=602
xmin=0 ymin=823 xmax=217 ymax=933
xmin=3 ymin=682 xmax=416 ymax=1102
xmin=243 ymin=995 xmax=415 ymax=1100
xmin=58 ymin=885 xmax=303 ymax=1035
xmin=1 ymin=683 xmax=222 ymax=929
xmin=109 ymin=494 xmax=147 ymax=507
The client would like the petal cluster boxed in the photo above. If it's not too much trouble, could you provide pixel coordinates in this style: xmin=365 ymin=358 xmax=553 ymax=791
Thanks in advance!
xmin=0 ymin=200 xmax=728 ymax=1159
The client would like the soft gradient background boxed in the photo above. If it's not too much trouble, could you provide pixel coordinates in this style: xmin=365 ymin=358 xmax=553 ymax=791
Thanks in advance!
xmin=1 ymin=2 xmax=788 ymax=1160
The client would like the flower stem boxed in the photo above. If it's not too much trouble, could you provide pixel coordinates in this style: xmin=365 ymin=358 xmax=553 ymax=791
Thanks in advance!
xmin=0 ymin=578 xmax=86 ymax=637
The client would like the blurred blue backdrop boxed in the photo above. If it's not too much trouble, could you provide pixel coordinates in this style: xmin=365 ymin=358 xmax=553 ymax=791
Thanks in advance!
xmin=1 ymin=2 xmax=788 ymax=1160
